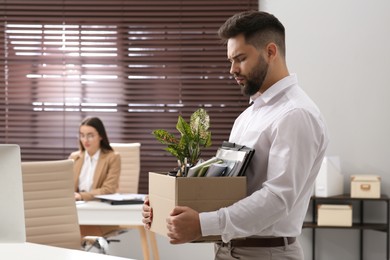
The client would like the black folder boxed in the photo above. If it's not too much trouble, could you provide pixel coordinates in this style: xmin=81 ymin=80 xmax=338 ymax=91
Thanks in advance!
xmin=94 ymin=193 xmax=146 ymax=205
xmin=216 ymin=141 xmax=255 ymax=177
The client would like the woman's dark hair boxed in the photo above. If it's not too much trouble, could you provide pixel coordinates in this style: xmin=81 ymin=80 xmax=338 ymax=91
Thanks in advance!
xmin=79 ymin=117 xmax=113 ymax=152
xmin=218 ymin=10 xmax=286 ymax=57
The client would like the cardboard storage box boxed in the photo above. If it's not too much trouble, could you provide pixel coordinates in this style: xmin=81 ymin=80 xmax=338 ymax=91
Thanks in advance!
xmin=317 ymin=204 xmax=352 ymax=227
xmin=148 ymin=172 xmax=246 ymax=242
xmin=350 ymin=175 xmax=381 ymax=198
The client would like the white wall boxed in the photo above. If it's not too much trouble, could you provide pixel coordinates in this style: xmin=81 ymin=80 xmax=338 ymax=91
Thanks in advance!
xmin=108 ymin=1 xmax=390 ymax=259
xmin=262 ymin=1 xmax=390 ymax=259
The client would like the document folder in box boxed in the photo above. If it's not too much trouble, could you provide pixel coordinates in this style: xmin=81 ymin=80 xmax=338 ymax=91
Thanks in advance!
xmin=187 ymin=141 xmax=255 ymax=177
xmin=217 ymin=141 xmax=255 ymax=177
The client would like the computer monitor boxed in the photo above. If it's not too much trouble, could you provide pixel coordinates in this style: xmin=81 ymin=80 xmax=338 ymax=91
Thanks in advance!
xmin=0 ymin=144 xmax=26 ymax=242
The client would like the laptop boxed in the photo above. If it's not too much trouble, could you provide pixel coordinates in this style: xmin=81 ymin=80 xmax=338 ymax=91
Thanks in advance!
xmin=0 ymin=144 xmax=26 ymax=242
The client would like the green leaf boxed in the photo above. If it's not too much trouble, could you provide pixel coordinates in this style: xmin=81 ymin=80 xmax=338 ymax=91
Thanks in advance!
xmin=166 ymin=145 xmax=180 ymax=158
xmin=176 ymin=116 xmax=192 ymax=138
xmin=152 ymin=129 xmax=178 ymax=145
xmin=191 ymin=108 xmax=210 ymax=132
xmin=152 ymin=108 xmax=212 ymax=166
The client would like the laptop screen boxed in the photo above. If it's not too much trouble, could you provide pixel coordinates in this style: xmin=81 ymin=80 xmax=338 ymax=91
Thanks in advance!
xmin=0 ymin=144 xmax=26 ymax=242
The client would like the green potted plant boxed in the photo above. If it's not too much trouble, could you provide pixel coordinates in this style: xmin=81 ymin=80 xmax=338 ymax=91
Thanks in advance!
xmin=152 ymin=108 xmax=212 ymax=174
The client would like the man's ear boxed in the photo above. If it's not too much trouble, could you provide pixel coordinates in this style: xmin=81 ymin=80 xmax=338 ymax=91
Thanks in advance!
xmin=266 ymin=42 xmax=277 ymax=60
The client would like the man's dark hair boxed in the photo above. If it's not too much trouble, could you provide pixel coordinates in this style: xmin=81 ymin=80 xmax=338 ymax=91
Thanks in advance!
xmin=218 ymin=10 xmax=286 ymax=57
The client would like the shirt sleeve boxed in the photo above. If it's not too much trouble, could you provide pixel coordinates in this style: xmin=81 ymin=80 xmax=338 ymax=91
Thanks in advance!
xmin=200 ymin=108 xmax=327 ymax=242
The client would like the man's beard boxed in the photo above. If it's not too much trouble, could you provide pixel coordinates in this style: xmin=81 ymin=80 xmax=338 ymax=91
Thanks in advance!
xmin=239 ymin=55 xmax=269 ymax=96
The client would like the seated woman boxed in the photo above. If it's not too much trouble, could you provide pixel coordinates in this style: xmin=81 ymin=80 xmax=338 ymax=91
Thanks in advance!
xmin=70 ymin=117 xmax=121 ymax=201
xmin=69 ymin=117 xmax=121 ymax=237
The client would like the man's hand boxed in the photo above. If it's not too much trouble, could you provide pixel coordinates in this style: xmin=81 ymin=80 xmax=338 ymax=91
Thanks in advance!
xmin=166 ymin=206 xmax=202 ymax=244
xmin=142 ymin=195 xmax=153 ymax=230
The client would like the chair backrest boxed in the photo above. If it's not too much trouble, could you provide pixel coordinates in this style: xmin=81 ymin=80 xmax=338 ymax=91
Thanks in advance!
xmin=110 ymin=143 xmax=141 ymax=194
xmin=0 ymin=144 xmax=26 ymax=243
xmin=21 ymin=159 xmax=81 ymax=250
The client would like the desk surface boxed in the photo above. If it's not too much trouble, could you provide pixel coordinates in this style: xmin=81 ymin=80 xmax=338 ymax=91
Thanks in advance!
xmin=0 ymin=242 xmax=134 ymax=260
xmin=76 ymin=200 xmax=143 ymax=226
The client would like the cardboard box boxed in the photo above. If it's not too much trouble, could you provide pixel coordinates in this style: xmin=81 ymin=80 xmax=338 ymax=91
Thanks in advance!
xmin=350 ymin=175 xmax=381 ymax=198
xmin=317 ymin=204 xmax=352 ymax=227
xmin=148 ymin=172 xmax=246 ymax=242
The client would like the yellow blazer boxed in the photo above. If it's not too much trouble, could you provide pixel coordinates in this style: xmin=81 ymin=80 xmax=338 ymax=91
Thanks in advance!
xmin=69 ymin=150 xmax=121 ymax=201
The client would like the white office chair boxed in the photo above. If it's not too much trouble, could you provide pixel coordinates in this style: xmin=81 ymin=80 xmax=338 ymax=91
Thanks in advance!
xmin=112 ymin=143 xmax=141 ymax=194
xmin=21 ymin=159 xmax=82 ymax=250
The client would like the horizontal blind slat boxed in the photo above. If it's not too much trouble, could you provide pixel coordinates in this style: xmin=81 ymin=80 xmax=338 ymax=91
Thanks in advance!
xmin=0 ymin=0 xmax=258 ymax=193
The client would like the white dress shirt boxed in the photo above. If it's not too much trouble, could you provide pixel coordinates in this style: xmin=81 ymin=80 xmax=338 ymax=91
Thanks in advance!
xmin=200 ymin=74 xmax=329 ymax=242
xmin=78 ymin=149 xmax=101 ymax=192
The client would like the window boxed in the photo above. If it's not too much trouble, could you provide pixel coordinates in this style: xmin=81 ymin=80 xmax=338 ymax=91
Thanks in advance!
xmin=0 ymin=0 xmax=258 ymax=193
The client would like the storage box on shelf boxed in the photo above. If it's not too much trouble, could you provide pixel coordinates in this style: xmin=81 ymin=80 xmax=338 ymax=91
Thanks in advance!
xmin=317 ymin=204 xmax=352 ymax=227
xmin=303 ymin=194 xmax=390 ymax=260
xmin=314 ymin=156 xmax=344 ymax=197
xmin=350 ymin=175 xmax=381 ymax=198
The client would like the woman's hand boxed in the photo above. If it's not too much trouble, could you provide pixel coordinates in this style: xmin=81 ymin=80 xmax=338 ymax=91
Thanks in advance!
xmin=74 ymin=192 xmax=82 ymax=201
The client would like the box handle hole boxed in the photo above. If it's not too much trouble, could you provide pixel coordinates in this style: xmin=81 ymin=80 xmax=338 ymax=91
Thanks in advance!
xmin=360 ymin=184 xmax=371 ymax=191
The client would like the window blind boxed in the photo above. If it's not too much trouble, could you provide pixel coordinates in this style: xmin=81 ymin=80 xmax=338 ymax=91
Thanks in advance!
xmin=0 ymin=0 xmax=258 ymax=193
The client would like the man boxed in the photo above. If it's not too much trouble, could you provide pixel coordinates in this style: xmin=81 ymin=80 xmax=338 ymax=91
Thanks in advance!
xmin=143 ymin=10 xmax=329 ymax=260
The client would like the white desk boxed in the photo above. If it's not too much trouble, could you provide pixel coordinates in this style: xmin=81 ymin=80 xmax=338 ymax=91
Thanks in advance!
xmin=76 ymin=201 xmax=143 ymax=226
xmin=0 ymin=242 xmax=133 ymax=260
xmin=76 ymin=201 xmax=159 ymax=260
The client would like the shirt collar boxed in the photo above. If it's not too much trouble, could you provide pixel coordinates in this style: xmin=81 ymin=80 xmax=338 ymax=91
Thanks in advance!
xmin=251 ymin=74 xmax=298 ymax=109
xmin=85 ymin=149 xmax=101 ymax=162
xmin=249 ymin=91 xmax=261 ymax=104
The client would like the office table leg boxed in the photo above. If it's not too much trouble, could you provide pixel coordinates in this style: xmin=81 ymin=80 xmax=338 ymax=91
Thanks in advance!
xmin=147 ymin=230 xmax=160 ymax=260
xmin=136 ymin=226 xmax=150 ymax=260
